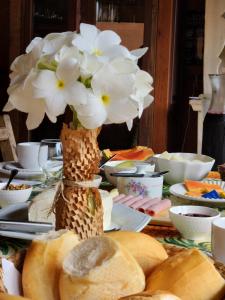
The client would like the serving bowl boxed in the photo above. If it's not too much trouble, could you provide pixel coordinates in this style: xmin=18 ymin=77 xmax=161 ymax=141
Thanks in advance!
xmin=117 ymin=175 xmax=163 ymax=198
xmin=154 ymin=152 xmax=215 ymax=184
xmin=169 ymin=205 xmax=220 ymax=241
xmin=103 ymin=160 xmax=155 ymax=186
xmin=0 ymin=182 xmax=33 ymax=208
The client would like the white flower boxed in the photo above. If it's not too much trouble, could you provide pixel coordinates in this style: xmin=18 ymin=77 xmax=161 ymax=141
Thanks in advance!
xmin=131 ymin=70 xmax=154 ymax=117
xmin=4 ymin=71 xmax=56 ymax=130
xmin=75 ymin=62 xmax=138 ymax=129
xmin=32 ymin=57 xmax=88 ymax=118
xmin=42 ymin=32 xmax=76 ymax=55
xmin=6 ymin=24 xmax=154 ymax=131
xmin=9 ymin=38 xmax=43 ymax=90
xmin=54 ymin=45 xmax=81 ymax=63
xmin=73 ymin=23 xmax=129 ymax=62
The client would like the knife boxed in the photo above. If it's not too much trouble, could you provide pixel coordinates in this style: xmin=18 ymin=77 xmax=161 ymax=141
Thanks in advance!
xmin=110 ymin=171 xmax=169 ymax=178
xmin=0 ymin=220 xmax=54 ymax=233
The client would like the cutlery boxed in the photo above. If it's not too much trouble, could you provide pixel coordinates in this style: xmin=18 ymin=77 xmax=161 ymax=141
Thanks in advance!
xmin=110 ymin=171 xmax=169 ymax=178
xmin=4 ymin=169 xmax=19 ymax=190
xmin=0 ymin=220 xmax=54 ymax=233
xmin=100 ymin=154 xmax=117 ymax=169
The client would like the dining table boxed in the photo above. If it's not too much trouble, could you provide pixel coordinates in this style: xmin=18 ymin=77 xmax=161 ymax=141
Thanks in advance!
xmin=0 ymin=177 xmax=222 ymax=267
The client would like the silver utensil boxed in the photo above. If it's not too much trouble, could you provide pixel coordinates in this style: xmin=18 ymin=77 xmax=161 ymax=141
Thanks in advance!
xmin=110 ymin=171 xmax=169 ymax=178
xmin=0 ymin=220 xmax=53 ymax=233
xmin=4 ymin=169 xmax=19 ymax=190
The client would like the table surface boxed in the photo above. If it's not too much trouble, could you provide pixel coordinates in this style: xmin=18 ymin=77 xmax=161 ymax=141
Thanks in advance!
xmin=0 ymin=179 xmax=222 ymax=259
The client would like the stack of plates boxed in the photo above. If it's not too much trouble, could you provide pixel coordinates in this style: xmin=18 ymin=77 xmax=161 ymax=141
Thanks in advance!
xmin=0 ymin=161 xmax=43 ymax=179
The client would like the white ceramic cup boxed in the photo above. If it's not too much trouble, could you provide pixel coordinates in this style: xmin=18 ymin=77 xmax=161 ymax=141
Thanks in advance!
xmin=16 ymin=142 xmax=46 ymax=170
xmin=212 ymin=217 xmax=225 ymax=264
xmin=117 ymin=175 xmax=163 ymax=198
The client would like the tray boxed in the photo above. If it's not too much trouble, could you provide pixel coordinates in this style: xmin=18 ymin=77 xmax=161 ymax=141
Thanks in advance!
xmin=0 ymin=202 xmax=151 ymax=240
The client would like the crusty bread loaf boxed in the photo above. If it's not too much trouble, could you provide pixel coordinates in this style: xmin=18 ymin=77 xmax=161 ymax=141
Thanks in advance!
xmin=0 ymin=294 xmax=30 ymax=300
xmin=59 ymin=236 xmax=145 ymax=300
xmin=119 ymin=290 xmax=181 ymax=299
xmin=146 ymin=248 xmax=225 ymax=300
xmin=105 ymin=231 xmax=168 ymax=276
xmin=22 ymin=230 xmax=80 ymax=300
xmin=28 ymin=188 xmax=56 ymax=225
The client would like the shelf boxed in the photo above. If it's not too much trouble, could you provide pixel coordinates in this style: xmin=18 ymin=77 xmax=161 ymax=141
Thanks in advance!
xmin=96 ymin=22 xmax=144 ymax=50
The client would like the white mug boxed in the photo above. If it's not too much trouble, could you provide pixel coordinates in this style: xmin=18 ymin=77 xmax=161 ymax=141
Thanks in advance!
xmin=16 ymin=142 xmax=46 ymax=170
xmin=212 ymin=217 xmax=225 ymax=264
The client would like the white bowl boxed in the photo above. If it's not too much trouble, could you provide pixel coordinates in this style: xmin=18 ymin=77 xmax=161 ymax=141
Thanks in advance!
xmin=169 ymin=205 xmax=220 ymax=241
xmin=154 ymin=153 xmax=215 ymax=184
xmin=75 ymin=175 xmax=102 ymax=188
xmin=103 ymin=160 xmax=155 ymax=186
xmin=117 ymin=175 xmax=163 ymax=198
xmin=0 ymin=182 xmax=33 ymax=208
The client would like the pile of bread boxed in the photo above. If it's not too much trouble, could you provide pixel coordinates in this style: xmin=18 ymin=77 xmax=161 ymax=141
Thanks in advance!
xmin=1 ymin=230 xmax=225 ymax=300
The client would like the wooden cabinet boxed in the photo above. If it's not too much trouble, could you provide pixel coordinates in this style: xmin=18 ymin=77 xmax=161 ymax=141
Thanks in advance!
xmin=1 ymin=0 xmax=176 ymax=153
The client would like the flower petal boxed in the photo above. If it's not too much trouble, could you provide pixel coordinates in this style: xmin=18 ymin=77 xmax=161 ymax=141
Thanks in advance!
xmin=66 ymin=82 xmax=88 ymax=106
xmin=56 ymin=58 xmax=80 ymax=83
xmin=76 ymin=92 xmax=107 ymax=128
xmin=126 ymin=119 xmax=133 ymax=130
xmin=92 ymin=64 xmax=134 ymax=101
xmin=130 ymin=47 xmax=148 ymax=59
xmin=95 ymin=30 xmax=121 ymax=52
xmin=72 ymin=23 xmax=98 ymax=53
xmin=80 ymin=53 xmax=102 ymax=76
xmin=103 ymin=45 xmax=131 ymax=60
xmin=26 ymin=105 xmax=45 ymax=130
xmin=80 ymin=23 xmax=98 ymax=43
xmin=107 ymin=99 xmax=138 ymax=123
xmin=3 ymin=101 xmax=14 ymax=112
xmin=111 ymin=58 xmax=138 ymax=74
xmin=26 ymin=37 xmax=43 ymax=54
xmin=32 ymin=70 xmax=58 ymax=99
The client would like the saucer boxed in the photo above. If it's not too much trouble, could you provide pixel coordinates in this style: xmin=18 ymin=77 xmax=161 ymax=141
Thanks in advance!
xmin=0 ymin=162 xmax=43 ymax=179
xmin=4 ymin=162 xmax=41 ymax=172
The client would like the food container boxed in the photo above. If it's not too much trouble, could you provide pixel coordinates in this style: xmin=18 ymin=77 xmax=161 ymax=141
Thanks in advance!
xmin=154 ymin=152 xmax=215 ymax=184
xmin=117 ymin=175 xmax=163 ymax=198
xmin=0 ymin=182 xmax=33 ymax=208
xmin=169 ymin=205 xmax=220 ymax=241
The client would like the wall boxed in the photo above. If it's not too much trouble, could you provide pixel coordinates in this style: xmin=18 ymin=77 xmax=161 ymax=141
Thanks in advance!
xmin=204 ymin=0 xmax=225 ymax=95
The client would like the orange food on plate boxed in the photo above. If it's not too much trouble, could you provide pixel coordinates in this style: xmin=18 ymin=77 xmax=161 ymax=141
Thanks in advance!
xmin=184 ymin=180 xmax=224 ymax=194
xmin=185 ymin=190 xmax=203 ymax=197
xmin=205 ymin=171 xmax=221 ymax=179
xmin=103 ymin=146 xmax=154 ymax=161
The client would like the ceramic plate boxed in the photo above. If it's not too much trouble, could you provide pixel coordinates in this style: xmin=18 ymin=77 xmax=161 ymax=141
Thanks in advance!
xmin=170 ymin=179 xmax=225 ymax=204
xmin=0 ymin=202 xmax=151 ymax=240
xmin=4 ymin=162 xmax=41 ymax=172
xmin=0 ymin=162 xmax=43 ymax=179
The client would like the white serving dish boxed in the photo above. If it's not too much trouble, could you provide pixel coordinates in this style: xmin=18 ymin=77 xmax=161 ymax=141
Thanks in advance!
xmin=154 ymin=153 xmax=215 ymax=185
xmin=0 ymin=202 xmax=151 ymax=240
xmin=0 ymin=183 xmax=32 ymax=208
xmin=169 ymin=205 xmax=220 ymax=241
xmin=170 ymin=179 xmax=225 ymax=205
xmin=0 ymin=161 xmax=43 ymax=179
xmin=103 ymin=160 xmax=155 ymax=186
xmin=117 ymin=175 xmax=163 ymax=198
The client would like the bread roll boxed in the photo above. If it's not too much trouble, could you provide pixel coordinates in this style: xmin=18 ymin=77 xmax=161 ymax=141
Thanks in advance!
xmin=0 ymin=294 xmax=30 ymax=300
xmin=105 ymin=231 xmax=168 ymax=275
xmin=59 ymin=236 xmax=145 ymax=300
xmin=119 ymin=290 xmax=181 ymax=299
xmin=22 ymin=230 xmax=80 ymax=300
xmin=147 ymin=248 xmax=225 ymax=300
xmin=28 ymin=188 xmax=56 ymax=225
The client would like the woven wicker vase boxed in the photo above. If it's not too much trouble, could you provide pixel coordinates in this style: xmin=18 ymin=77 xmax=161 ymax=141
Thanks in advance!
xmin=55 ymin=124 xmax=103 ymax=240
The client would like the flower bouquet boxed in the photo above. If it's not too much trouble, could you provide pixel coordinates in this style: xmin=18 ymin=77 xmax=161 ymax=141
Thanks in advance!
xmin=4 ymin=23 xmax=154 ymax=239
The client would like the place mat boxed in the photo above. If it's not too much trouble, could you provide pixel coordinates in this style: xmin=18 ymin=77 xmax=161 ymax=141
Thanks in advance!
xmin=142 ymin=224 xmax=211 ymax=253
